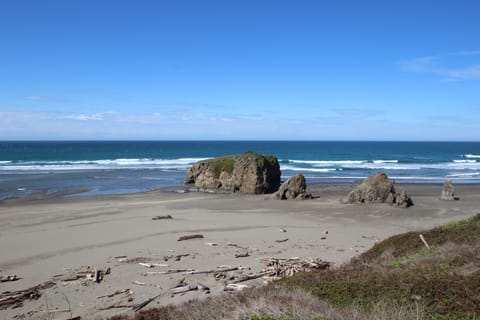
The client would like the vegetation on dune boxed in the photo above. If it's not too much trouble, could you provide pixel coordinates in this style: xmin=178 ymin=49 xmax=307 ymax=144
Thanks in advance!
xmin=107 ymin=214 xmax=480 ymax=320
xmin=282 ymin=213 xmax=480 ymax=319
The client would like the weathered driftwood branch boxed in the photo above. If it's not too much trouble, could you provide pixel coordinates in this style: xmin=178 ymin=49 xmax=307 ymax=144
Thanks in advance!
xmin=139 ymin=262 xmax=154 ymax=268
xmin=228 ymin=272 xmax=270 ymax=284
xmin=419 ymin=234 xmax=430 ymax=249
xmin=234 ymin=252 xmax=249 ymax=258
xmin=96 ymin=288 xmax=131 ymax=299
xmin=164 ymin=253 xmax=190 ymax=261
xmin=226 ymin=242 xmax=248 ymax=250
xmin=152 ymin=214 xmax=173 ymax=220
xmin=275 ymin=238 xmax=289 ymax=243
xmin=117 ymin=257 xmax=150 ymax=263
xmin=172 ymin=284 xmax=198 ymax=294
xmin=144 ymin=269 xmax=194 ymax=275
xmin=177 ymin=234 xmax=204 ymax=241
xmin=132 ymin=293 xmax=161 ymax=312
xmin=99 ymin=303 xmax=135 ymax=310
xmin=183 ymin=267 xmax=239 ymax=275
xmin=224 ymin=283 xmax=248 ymax=291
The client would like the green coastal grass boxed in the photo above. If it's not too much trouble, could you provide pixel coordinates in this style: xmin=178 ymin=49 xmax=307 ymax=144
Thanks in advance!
xmin=201 ymin=151 xmax=278 ymax=178
xmin=281 ymin=213 xmax=480 ymax=319
xmin=213 ymin=157 xmax=235 ymax=178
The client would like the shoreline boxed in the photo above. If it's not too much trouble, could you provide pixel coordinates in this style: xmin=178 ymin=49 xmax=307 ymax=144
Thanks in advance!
xmin=2 ymin=180 xmax=479 ymax=205
xmin=1 ymin=182 xmax=479 ymax=319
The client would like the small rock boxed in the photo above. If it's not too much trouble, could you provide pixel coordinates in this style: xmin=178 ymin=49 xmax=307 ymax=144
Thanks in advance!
xmin=275 ymin=174 xmax=312 ymax=200
xmin=440 ymin=179 xmax=456 ymax=201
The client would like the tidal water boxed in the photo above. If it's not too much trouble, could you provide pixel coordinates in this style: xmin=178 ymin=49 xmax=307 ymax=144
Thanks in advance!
xmin=1 ymin=141 xmax=479 ymax=199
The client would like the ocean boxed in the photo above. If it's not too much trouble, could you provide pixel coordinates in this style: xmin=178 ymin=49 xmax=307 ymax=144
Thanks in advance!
xmin=1 ymin=141 xmax=480 ymax=200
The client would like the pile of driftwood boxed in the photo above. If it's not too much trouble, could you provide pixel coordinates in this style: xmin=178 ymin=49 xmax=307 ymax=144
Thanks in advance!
xmin=221 ymin=257 xmax=330 ymax=289
xmin=260 ymin=257 xmax=330 ymax=278
xmin=0 ymin=280 xmax=55 ymax=310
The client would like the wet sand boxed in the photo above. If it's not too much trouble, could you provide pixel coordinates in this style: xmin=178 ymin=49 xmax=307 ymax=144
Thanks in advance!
xmin=1 ymin=183 xmax=479 ymax=319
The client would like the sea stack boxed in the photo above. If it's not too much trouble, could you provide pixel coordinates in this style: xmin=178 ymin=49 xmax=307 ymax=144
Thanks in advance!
xmin=342 ymin=172 xmax=413 ymax=208
xmin=275 ymin=174 xmax=312 ymax=200
xmin=185 ymin=151 xmax=281 ymax=194
xmin=440 ymin=179 xmax=456 ymax=201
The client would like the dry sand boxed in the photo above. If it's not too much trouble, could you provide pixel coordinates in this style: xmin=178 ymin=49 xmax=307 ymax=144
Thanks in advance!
xmin=1 ymin=183 xmax=479 ymax=319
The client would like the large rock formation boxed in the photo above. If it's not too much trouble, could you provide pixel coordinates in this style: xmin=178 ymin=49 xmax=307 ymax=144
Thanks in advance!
xmin=275 ymin=174 xmax=312 ymax=200
xmin=342 ymin=172 xmax=413 ymax=208
xmin=185 ymin=152 xmax=281 ymax=194
xmin=440 ymin=179 xmax=456 ymax=201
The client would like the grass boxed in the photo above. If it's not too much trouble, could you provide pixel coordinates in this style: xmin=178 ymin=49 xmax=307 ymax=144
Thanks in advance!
xmin=213 ymin=157 xmax=235 ymax=178
xmin=282 ymin=213 xmax=480 ymax=319
xmin=203 ymin=151 xmax=278 ymax=179
xmin=106 ymin=214 xmax=480 ymax=320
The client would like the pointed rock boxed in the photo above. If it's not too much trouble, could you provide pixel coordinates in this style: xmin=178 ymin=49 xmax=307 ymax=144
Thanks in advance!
xmin=440 ymin=179 xmax=456 ymax=201
xmin=275 ymin=174 xmax=312 ymax=200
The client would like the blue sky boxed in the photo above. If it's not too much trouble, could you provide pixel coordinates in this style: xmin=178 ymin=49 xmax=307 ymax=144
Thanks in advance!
xmin=1 ymin=0 xmax=479 ymax=140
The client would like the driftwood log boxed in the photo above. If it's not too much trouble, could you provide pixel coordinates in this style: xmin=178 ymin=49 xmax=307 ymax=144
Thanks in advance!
xmin=171 ymin=284 xmax=198 ymax=294
xmin=152 ymin=214 xmax=173 ymax=220
xmin=224 ymin=283 xmax=248 ymax=292
xmin=177 ymin=234 xmax=204 ymax=241
xmin=0 ymin=275 xmax=18 ymax=282
xmin=96 ymin=288 xmax=133 ymax=300
xmin=132 ymin=293 xmax=162 ymax=312
xmin=234 ymin=252 xmax=249 ymax=258
xmin=227 ymin=272 xmax=270 ymax=284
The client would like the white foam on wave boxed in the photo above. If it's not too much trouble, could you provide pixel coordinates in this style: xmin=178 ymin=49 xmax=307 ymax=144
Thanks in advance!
xmin=373 ymin=160 xmax=398 ymax=164
xmin=288 ymin=160 xmax=366 ymax=165
xmin=283 ymin=159 xmax=480 ymax=173
xmin=0 ymin=161 xmax=11 ymax=164
xmin=464 ymin=154 xmax=480 ymax=158
xmin=389 ymin=176 xmax=446 ymax=181
xmin=447 ymin=172 xmax=480 ymax=178
xmin=453 ymin=160 xmax=476 ymax=163
xmin=281 ymin=165 xmax=337 ymax=173
xmin=0 ymin=158 xmax=210 ymax=171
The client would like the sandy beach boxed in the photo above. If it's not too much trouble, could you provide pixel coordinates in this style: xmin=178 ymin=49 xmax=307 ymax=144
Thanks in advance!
xmin=1 ymin=183 xmax=479 ymax=320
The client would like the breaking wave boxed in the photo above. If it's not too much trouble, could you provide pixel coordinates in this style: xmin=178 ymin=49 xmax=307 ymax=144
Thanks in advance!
xmin=464 ymin=154 xmax=480 ymax=159
xmin=0 ymin=158 xmax=209 ymax=171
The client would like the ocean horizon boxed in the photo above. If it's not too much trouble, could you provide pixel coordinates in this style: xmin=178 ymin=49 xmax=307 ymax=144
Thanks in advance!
xmin=1 ymin=140 xmax=480 ymax=200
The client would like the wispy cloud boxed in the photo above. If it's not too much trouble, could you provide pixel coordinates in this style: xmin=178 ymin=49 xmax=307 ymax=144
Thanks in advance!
xmin=61 ymin=113 xmax=104 ymax=121
xmin=21 ymin=95 xmax=66 ymax=103
xmin=23 ymin=95 xmax=43 ymax=100
xmin=401 ymin=50 xmax=480 ymax=81
xmin=440 ymin=65 xmax=480 ymax=82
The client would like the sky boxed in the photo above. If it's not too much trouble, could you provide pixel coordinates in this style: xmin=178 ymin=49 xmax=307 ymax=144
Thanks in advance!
xmin=0 ymin=0 xmax=479 ymax=141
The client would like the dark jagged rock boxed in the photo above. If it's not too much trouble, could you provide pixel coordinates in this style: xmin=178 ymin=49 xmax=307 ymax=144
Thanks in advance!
xmin=185 ymin=152 xmax=280 ymax=194
xmin=395 ymin=189 xmax=414 ymax=208
xmin=342 ymin=172 xmax=396 ymax=204
xmin=440 ymin=179 xmax=456 ymax=201
xmin=275 ymin=174 xmax=312 ymax=200
xmin=342 ymin=172 xmax=413 ymax=208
